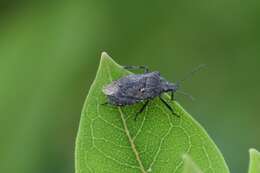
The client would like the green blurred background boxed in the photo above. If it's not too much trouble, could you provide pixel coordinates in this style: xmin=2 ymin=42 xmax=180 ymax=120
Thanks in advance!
xmin=0 ymin=0 xmax=259 ymax=173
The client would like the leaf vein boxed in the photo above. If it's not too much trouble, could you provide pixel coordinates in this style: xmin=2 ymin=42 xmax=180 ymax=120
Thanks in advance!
xmin=106 ymin=63 xmax=147 ymax=173
xmin=133 ymin=109 xmax=147 ymax=141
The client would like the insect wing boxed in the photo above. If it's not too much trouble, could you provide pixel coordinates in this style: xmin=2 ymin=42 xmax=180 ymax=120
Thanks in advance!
xmin=102 ymin=81 xmax=120 ymax=96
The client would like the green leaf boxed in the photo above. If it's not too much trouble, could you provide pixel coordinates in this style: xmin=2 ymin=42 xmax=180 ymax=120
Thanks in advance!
xmin=75 ymin=52 xmax=230 ymax=173
xmin=182 ymin=155 xmax=203 ymax=173
xmin=248 ymin=148 xmax=260 ymax=173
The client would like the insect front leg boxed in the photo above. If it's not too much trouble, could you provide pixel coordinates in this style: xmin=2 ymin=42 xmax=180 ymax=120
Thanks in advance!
xmin=101 ymin=102 xmax=109 ymax=105
xmin=159 ymin=96 xmax=180 ymax=118
xmin=135 ymin=100 xmax=149 ymax=121
xmin=122 ymin=65 xmax=149 ymax=73
xmin=101 ymin=101 xmax=115 ymax=107
xmin=171 ymin=91 xmax=175 ymax=101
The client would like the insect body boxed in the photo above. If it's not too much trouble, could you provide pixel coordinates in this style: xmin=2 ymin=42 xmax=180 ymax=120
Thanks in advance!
xmin=102 ymin=65 xmax=180 ymax=120
xmin=103 ymin=71 xmax=179 ymax=105
xmin=102 ymin=65 xmax=205 ymax=120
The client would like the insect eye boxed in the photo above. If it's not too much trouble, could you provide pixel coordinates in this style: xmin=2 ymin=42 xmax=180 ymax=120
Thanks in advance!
xmin=139 ymin=88 xmax=145 ymax=92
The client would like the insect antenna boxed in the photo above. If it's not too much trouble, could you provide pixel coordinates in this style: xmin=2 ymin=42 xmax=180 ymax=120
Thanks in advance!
xmin=173 ymin=64 xmax=206 ymax=101
xmin=176 ymin=90 xmax=195 ymax=101
xmin=177 ymin=64 xmax=207 ymax=84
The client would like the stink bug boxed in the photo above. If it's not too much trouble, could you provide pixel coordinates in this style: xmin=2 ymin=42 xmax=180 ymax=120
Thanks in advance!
xmin=102 ymin=65 xmax=205 ymax=120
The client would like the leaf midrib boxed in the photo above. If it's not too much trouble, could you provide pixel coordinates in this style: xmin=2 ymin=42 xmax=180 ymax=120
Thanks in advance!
xmin=106 ymin=62 xmax=147 ymax=173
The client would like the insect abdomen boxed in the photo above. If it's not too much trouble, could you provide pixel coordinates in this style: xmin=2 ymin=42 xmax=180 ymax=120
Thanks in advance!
xmin=107 ymin=95 xmax=139 ymax=106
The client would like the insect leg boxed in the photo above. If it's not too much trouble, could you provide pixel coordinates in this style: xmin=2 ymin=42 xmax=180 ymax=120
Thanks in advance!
xmin=159 ymin=96 xmax=180 ymax=118
xmin=171 ymin=91 xmax=175 ymax=100
xmin=135 ymin=100 xmax=149 ymax=121
xmin=100 ymin=102 xmax=116 ymax=108
xmin=101 ymin=101 xmax=115 ymax=106
xmin=123 ymin=65 xmax=149 ymax=73
xmin=101 ymin=102 xmax=109 ymax=105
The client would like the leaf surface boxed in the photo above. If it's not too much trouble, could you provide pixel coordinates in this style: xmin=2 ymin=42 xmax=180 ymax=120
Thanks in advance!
xmin=248 ymin=149 xmax=260 ymax=173
xmin=75 ymin=52 xmax=230 ymax=173
xmin=182 ymin=155 xmax=203 ymax=173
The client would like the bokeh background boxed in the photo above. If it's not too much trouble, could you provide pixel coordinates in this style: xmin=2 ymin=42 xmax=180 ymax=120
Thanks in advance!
xmin=0 ymin=1 xmax=259 ymax=173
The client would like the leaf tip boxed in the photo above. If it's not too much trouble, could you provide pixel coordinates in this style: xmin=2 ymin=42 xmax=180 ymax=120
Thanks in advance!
xmin=249 ymin=148 xmax=259 ymax=155
xmin=101 ymin=51 xmax=109 ymax=58
xmin=101 ymin=51 xmax=113 ymax=63
xmin=100 ymin=51 xmax=122 ymax=70
xmin=248 ymin=148 xmax=260 ymax=173
xmin=99 ymin=51 xmax=113 ymax=69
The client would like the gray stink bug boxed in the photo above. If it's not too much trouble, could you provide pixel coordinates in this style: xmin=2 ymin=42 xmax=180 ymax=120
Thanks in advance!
xmin=102 ymin=65 xmax=205 ymax=120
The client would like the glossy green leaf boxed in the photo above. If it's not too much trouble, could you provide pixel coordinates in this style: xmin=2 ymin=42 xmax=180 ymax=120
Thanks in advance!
xmin=75 ymin=52 xmax=230 ymax=173
xmin=248 ymin=149 xmax=260 ymax=173
xmin=182 ymin=155 xmax=202 ymax=173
